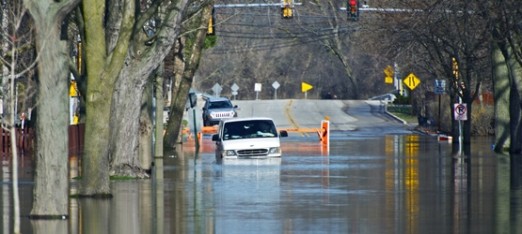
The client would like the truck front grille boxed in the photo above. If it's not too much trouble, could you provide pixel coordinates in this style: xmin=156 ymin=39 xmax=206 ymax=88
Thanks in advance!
xmin=237 ymin=149 xmax=268 ymax=157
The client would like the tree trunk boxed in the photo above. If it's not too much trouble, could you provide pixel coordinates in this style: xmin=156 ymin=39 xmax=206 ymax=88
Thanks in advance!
xmin=82 ymin=92 xmax=112 ymax=195
xmin=508 ymin=56 xmax=522 ymax=154
xmin=492 ymin=42 xmax=511 ymax=152
xmin=155 ymin=64 xmax=165 ymax=158
xmin=109 ymin=65 xmax=148 ymax=177
xmin=139 ymin=80 xmax=153 ymax=172
xmin=108 ymin=0 xmax=190 ymax=177
xmin=495 ymin=37 xmax=522 ymax=154
xmin=164 ymin=75 xmax=191 ymax=148
xmin=164 ymin=40 xmax=188 ymax=148
xmin=164 ymin=5 xmax=213 ymax=148
xmin=79 ymin=0 xmax=128 ymax=195
xmin=25 ymin=0 xmax=80 ymax=217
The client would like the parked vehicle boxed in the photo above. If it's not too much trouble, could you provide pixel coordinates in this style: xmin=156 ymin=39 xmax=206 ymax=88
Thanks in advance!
xmin=202 ymin=97 xmax=238 ymax=126
xmin=212 ymin=117 xmax=288 ymax=160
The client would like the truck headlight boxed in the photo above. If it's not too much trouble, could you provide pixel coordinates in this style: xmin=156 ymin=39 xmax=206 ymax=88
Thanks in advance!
xmin=268 ymin=147 xmax=281 ymax=154
xmin=225 ymin=150 xmax=237 ymax=156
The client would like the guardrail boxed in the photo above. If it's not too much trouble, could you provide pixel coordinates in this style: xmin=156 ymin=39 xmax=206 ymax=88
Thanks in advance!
xmin=0 ymin=125 xmax=85 ymax=156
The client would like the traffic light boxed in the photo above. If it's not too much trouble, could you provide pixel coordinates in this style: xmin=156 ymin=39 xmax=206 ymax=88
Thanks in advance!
xmin=452 ymin=57 xmax=459 ymax=79
xmin=207 ymin=8 xmax=215 ymax=35
xmin=282 ymin=0 xmax=293 ymax=18
xmin=348 ymin=0 xmax=359 ymax=21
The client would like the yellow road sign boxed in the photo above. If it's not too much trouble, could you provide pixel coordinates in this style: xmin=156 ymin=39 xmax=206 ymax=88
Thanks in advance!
xmin=384 ymin=65 xmax=394 ymax=84
xmin=403 ymin=73 xmax=420 ymax=90
xmin=384 ymin=65 xmax=394 ymax=77
xmin=301 ymin=82 xmax=313 ymax=92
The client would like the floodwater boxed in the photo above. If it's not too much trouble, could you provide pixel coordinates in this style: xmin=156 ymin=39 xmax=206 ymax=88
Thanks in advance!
xmin=4 ymin=133 xmax=522 ymax=233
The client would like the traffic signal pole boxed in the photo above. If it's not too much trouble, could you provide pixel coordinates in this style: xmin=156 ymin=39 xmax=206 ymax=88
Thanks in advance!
xmin=213 ymin=1 xmax=303 ymax=20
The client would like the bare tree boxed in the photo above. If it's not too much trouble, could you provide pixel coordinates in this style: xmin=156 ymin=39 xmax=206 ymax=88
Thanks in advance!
xmin=22 ymin=0 xmax=80 ymax=220
xmin=79 ymin=0 xmax=212 ymax=191
xmin=365 ymin=0 xmax=491 ymax=144
xmin=487 ymin=0 xmax=522 ymax=153
xmin=0 ymin=1 xmax=36 ymax=232
xmin=195 ymin=0 xmax=382 ymax=100
xmin=164 ymin=4 xmax=214 ymax=148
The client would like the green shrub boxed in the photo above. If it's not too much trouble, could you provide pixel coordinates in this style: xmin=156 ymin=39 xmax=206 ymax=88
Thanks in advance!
xmin=387 ymin=104 xmax=412 ymax=114
xmin=393 ymin=94 xmax=411 ymax=105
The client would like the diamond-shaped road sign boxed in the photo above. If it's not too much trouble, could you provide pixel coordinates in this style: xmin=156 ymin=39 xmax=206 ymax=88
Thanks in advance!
xmin=272 ymin=81 xmax=280 ymax=90
xmin=231 ymin=83 xmax=239 ymax=92
xmin=403 ymin=73 xmax=420 ymax=90
xmin=212 ymin=83 xmax=222 ymax=96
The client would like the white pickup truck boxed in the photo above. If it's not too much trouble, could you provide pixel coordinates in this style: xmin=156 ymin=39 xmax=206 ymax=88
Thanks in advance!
xmin=212 ymin=117 xmax=288 ymax=160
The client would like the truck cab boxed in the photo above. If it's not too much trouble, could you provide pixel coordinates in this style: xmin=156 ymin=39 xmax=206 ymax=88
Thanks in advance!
xmin=212 ymin=117 xmax=288 ymax=161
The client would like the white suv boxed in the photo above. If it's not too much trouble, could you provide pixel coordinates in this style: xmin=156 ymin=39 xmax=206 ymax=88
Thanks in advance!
xmin=202 ymin=97 xmax=238 ymax=126
xmin=212 ymin=117 xmax=288 ymax=160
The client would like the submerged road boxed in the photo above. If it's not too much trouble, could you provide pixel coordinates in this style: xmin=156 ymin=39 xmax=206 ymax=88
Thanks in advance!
xmin=18 ymin=99 xmax=515 ymax=234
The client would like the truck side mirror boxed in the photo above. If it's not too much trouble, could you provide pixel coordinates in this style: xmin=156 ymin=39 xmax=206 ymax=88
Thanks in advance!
xmin=212 ymin=134 xmax=220 ymax=141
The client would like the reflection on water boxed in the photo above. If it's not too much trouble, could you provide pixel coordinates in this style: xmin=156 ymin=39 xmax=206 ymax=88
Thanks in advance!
xmin=2 ymin=135 xmax=522 ymax=233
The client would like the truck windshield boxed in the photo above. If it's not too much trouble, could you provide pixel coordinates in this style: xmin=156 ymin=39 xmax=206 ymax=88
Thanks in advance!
xmin=223 ymin=120 xmax=277 ymax=140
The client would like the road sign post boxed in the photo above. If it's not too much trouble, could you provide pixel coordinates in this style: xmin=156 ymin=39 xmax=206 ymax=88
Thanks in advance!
xmin=434 ymin=79 xmax=446 ymax=132
xmin=254 ymin=83 xmax=262 ymax=100
xmin=212 ymin=83 xmax=222 ymax=97
xmin=188 ymin=93 xmax=199 ymax=150
xmin=272 ymin=81 xmax=280 ymax=99
xmin=384 ymin=65 xmax=394 ymax=84
xmin=231 ymin=83 xmax=239 ymax=100
xmin=402 ymin=73 xmax=420 ymax=115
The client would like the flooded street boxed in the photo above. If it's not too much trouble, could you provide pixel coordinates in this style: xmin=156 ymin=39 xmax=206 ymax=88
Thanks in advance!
xmin=6 ymin=132 xmax=522 ymax=233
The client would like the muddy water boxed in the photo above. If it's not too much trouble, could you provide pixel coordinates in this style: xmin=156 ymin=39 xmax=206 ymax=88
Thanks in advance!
xmin=5 ymin=134 xmax=522 ymax=233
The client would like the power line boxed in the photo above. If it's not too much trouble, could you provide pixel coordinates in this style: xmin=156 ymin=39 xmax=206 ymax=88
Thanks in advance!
xmin=215 ymin=26 xmax=355 ymax=39
xmin=206 ymin=1 xmax=362 ymax=53
xmin=208 ymin=29 xmax=353 ymax=53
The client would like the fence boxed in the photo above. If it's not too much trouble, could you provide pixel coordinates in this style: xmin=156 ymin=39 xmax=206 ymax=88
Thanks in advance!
xmin=0 ymin=124 xmax=85 ymax=155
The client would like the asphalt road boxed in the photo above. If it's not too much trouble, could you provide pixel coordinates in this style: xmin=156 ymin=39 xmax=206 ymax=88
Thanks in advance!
xmin=232 ymin=99 xmax=410 ymax=131
xmin=188 ymin=98 xmax=414 ymax=136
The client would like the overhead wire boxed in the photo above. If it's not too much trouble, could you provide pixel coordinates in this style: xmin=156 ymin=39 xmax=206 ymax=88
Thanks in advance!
xmin=206 ymin=4 xmax=358 ymax=53
xmin=209 ymin=28 xmax=354 ymax=53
